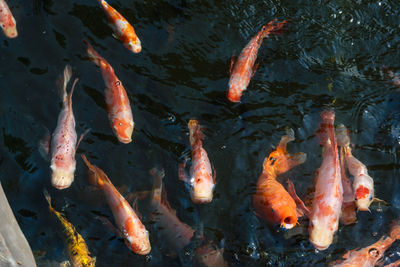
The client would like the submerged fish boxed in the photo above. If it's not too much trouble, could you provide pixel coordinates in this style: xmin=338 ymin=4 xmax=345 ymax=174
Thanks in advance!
xmin=309 ymin=110 xmax=343 ymax=250
xmin=44 ymin=190 xmax=96 ymax=267
xmin=42 ymin=65 xmax=87 ymax=190
xmin=85 ymin=41 xmax=134 ymax=144
xmin=97 ymin=0 xmax=141 ymax=53
xmin=253 ymin=128 xmax=307 ymax=229
xmin=227 ymin=19 xmax=288 ymax=102
xmin=336 ymin=124 xmax=376 ymax=211
xmin=339 ymin=146 xmax=357 ymax=225
xmin=81 ymin=154 xmax=150 ymax=255
xmin=330 ymin=221 xmax=400 ymax=267
xmin=179 ymin=120 xmax=215 ymax=204
xmin=0 ymin=0 xmax=17 ymax=38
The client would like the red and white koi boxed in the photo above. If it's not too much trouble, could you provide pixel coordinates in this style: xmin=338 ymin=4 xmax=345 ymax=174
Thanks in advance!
xmin=227 ymin=19 xmax=288 ymax=102
xmin=0 ymin=0 xmax=17 ymax=38
xmin=336 ymin=124 xmax=375 ymax=211
xmin=179 ymin=120 xmax=215 ymax=204
xmin=97 ymin=0 xmax=141 ymax=53
xmin=45 ymin=66 xmax=84 ymax=190
xmin=81 ymin=154 xmax=151 ymax=255
xmin=253 ymin=128 xmax=307 ymax=229
xmin=309 ymin=110 xmax=343 ymax=250
xmin=85 ymin=41 xmax=134 ymax=144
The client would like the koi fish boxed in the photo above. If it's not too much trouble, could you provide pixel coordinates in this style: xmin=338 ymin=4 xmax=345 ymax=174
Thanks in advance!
xmin=85 ymin=41 xmax=134 ymax=144
xmin=179 ymin=120 xmax=215 ymax=204
xmin=330 ymin=221 xmax=400 ymax=267
xmin=149 ymin=167 xmax=195 ymax=253
xmin=336 ymin=124 xmax=376 ymax=211
xmin=0 ymin=0 xmax=17 ymax=38
xmin=227 ymin=19 xmax=288 ymax=102
xmin=44 ymin=190 xmax=96 ymax=267
xmin=97 ymin=0 xmax=141 ymax=53
xmin=253 ymin=128 xmax=307 ymax=229
xmin=339 ymin=146 xmax=357 ymax=225
xmin=309 ymin=110 xmax=343 ymax=250
xmin=81 ymin=154 xmax=150 ymax=255
xmin=43 ymin=65 xmax=87 ymax=189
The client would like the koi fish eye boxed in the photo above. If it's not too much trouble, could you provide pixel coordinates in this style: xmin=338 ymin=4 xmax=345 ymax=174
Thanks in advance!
xmin=368 ymin=248 xmax=379 ymax=258
xmin=269 ymin=157 xmax=277 ymax=166
xmin=115 ymin=81 xmax=121 ymax=86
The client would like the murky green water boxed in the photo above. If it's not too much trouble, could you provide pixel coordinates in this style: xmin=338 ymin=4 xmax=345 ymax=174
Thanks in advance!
xmin=1 ymin=0 xmax=400 ymax=266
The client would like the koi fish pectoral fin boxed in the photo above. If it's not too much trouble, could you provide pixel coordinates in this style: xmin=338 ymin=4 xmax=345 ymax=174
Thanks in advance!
xmin=178 ymin=159 xmax=190 ymax=184
xmin=287 ymin=179 xmax=310 ymax=218
xmin=39 ymin=128 xmax=51 ymax=161
xmin=251 ymin=63 xmax=259 ymax=78
xmin=212 ymin=165 xmax=217 ymax=185
xmin=288 ymin=153 xmax=307 ymax=169
xmin=95 ymin=215 xmax=124 ymax=238
xmin=230 ymin=56 xmax=236 ymax=74
xmin=76 ymin=128 xmax=91 ymax=150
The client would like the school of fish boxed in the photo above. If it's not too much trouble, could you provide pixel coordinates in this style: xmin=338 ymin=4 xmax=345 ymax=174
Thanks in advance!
xmin=2 ymin=0 xmax=400 ymax=265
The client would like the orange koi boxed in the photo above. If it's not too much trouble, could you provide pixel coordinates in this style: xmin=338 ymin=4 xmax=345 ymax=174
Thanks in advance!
xmin=253 ymin=128 xmax=307 ymax=229
xmin=227 ymin=19 xmax=288 ymax=102
xmin=309 ymin=110 xmax=343 ymax=250
xmin=331 ymin=221 xmax=400 ymax=267
xmin=85 ymin=41 xmax=134 ymax=143
xmin=81 ymin=154 xmax=150 ymax=255
xmin=179 ymin=120 xmax=215 ymax=204
xmin=0 ymin=0 xmax=17 ymax=38
xmin=97 ymin=0 xmax=141 ymax=53
xmin=336 ymin=124 xmax=376 ymax=211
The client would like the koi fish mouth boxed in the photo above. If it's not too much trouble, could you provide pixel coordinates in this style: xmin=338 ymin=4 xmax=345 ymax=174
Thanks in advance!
xmin=192 ymin=194 xmax=213 ymax=204
xmin=281 ymin=216 xmax=297 ymax=229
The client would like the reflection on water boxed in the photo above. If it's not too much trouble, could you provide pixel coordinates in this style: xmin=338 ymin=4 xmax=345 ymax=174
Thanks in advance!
xmin=1 ymin=0 xmax=400 ymax=266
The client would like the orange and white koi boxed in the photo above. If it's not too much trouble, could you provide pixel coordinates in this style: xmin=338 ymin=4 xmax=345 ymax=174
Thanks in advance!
xmin=253 ymin=128 xmax=307 ymax=229
xmin=309 ymin=110 xmax=343 ymax=250
xmin=97 ymin=0 xmax=141 ymax=53
xmin=339 ymin=145 xmax=357 ymax=225
xmin=45 ymin=66 xmax=84 ymax=189
xmin=0 ymin=0 xmax=17 ymax=38
xmin=336 ymin=124 xmax=376 ymax=211
xmin=179 ymin=120 xmax=215 ymax=204
xmin=227 ymin=19 xmax=288 ymax=102
xmin=85 ymin=41 xmax=134 ymax=144
xmin=81 ymin=154 xmax=150 ymax=255
xmin=331 ymin=221 xmax=400 ymax=267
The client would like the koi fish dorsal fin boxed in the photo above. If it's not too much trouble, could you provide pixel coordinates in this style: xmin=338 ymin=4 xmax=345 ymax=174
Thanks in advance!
xmin=56 ymin=65 xmax=72 ymax=102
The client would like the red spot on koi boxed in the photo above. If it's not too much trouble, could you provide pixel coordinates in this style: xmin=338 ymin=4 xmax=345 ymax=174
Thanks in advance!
xmin=355 ymin=186 xmax=370 ymax=199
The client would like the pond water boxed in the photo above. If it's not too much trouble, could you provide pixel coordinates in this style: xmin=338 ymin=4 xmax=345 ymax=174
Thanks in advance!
xmin=1 ymin=0 xmax=400 ymax=266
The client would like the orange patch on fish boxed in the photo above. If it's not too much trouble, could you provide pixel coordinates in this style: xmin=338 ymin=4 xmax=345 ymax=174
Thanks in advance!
xmin=318 ymin=201 xmax=334 ymax=217
xmin=355 ymin=186 xmax=369 ymax=199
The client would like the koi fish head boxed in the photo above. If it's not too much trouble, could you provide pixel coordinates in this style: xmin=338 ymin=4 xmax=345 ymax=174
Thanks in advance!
xmin=309 ymin=219 xmax=334 ymax=250
xmin=125 ymin=230 xmax=151 ymax=255
xmin=125 ymin=40 xmax=142 ymax=54
xmin=191 ymin=178 xmax=214 ymax=204
xmin=50 ymin=165 xmax=75 ymax=190
xmin=227 ymin=83 xmax=242 ymax=103
xmin=355 ymin=185 xmax=373 ymax=211
xmin=112 ymin=118 xmax=134 ymax=144
xmin=263 ymin=150 xmax=291 ymax=176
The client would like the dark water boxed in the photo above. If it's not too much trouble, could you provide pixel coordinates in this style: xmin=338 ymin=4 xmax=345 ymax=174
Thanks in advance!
xmin=1 ymin=0 xmax=400 ymax=266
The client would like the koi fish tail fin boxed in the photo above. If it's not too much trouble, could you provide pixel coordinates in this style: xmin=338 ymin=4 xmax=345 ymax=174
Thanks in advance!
xmin=56 ymin=65 xmax=72 ymax=102
xmin=67 ymin=78 xmax=79 ymax=110
xmin=149 ymin=167 xmax=165 ymax=207
xmin=261 ymin=19 xmax=288 ymax=38
xmin=81 ymin=154 xmax=107 ymax=188
xmin=287 ymin=152 xmax=307 ymax=171
xmin=277 ymin=127 xmax=295 ymax=153
xmin=84 ymin=40 xmax=102 ymax=67
xmin=43 ymin=189 xmax=55 ymax=212
xmin=316 ymin=110 xmax=335 ymax=145
xmin=336 ymin=124 xmax=350 ymax=148
xmin=188 ymin=119 xmax=205 ymax=146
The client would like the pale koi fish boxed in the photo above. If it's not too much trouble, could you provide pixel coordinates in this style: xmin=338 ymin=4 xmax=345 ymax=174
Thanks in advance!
xmin=339 ymin=146 xmax=357 ymax=225
xmin=97 ymin=0 xmax=141 ymax=53
xmin=336 ymin=124 xmax=376 ymax=211
xmin=85 ymin=40 xmax=134 ymax=144
xmin=227 ymin=19 xmax=288 ymax=102
xmin=42 ymin=65 xmax=88 ymax=190
xmin=253 ymin=128 xmax=307 ymax=229
xmin=179 ymin=120 xmax=215 ymax=204
xmin=330 ymin=221 xmax=400 ymax=267
xmin=81 ymin=154 xmax=150 ymax=255
xmin=0 ymin=0 xmax=17 ymax=38
xmin=309 ymin=110 xmax=343 ymax=250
